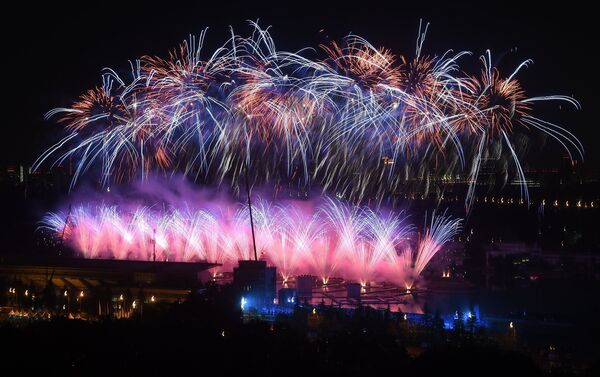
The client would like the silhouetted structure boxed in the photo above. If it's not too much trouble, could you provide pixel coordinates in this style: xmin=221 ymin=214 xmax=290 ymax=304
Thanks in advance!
xmin=233 ymin=260 xmax=276 ymax=311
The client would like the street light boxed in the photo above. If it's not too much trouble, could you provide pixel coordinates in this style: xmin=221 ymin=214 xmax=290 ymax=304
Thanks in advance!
xmin=78 ymin=291 xmax=84 ymax=312
xmin=8 ymin=288 xmax=16 ymax=308
xmin=64 ymin=289 xmax=71 ymax=314
xmin=119 ymin=294 xmax=125 ymax=318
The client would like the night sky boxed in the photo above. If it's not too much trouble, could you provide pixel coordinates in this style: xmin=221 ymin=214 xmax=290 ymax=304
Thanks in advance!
xmin=4 ymin=1 xmax=598 ymax=168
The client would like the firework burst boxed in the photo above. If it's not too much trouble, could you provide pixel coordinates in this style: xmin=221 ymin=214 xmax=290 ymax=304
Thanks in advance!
xmin=34 ymin=21 xmax=581 ymax=209
xmin=40 ymin=197 xmax=461 ymax=287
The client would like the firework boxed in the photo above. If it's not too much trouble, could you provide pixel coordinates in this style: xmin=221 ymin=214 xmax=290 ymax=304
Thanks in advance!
xmin=40 ymin=197 xmax=460 ymax=287
xmin=33 ymin=21 xmax=581 ymax=208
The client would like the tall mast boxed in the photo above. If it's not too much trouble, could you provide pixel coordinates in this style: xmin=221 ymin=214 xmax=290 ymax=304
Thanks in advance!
xmin=244 ymin=160 xmax=258 ymax=261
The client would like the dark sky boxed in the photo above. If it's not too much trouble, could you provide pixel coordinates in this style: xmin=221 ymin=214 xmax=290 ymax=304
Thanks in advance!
xmin=4 ymin=1 xmax=598 ymax=168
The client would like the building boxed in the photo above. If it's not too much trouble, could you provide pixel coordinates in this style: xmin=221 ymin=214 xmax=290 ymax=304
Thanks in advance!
xmin=0 ymin=254 xmax=218 ymax=319
xmin=233 ymin=260 xmax=276 ymax=312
